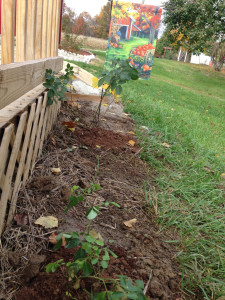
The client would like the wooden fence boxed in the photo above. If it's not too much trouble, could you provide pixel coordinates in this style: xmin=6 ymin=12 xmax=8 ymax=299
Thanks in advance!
xmin=0 ymin=1 xmax=64 ymax=237
xmin=0 ymin=0 xmax=63 ymax=64
xmin=0 ymin=84 xmax=61 ymax=236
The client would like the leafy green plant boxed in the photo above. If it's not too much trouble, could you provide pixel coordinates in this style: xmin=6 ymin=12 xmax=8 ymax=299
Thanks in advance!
xmin=92 ymin=59 xmax=139 ymax=122
xmin=43 ymin=63 xmax=75 ymax=105
xmin=46 ymin=180 xmax=148 ymax=299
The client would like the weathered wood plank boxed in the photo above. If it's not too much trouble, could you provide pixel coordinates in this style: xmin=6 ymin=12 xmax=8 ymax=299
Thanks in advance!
xmin=1 ymin=0 xmax=15 ymax=64
xmin=35 ymin=0 xmax=44 ymax=60
xmin=42 ymin=0 xmax=49 ymax=58
xmin=0 ymin=84 xmax=45 ymax=129
xmin=54 ymin=0 xmax=61 ymax=56
xmin=51 ymin=0 xmax=57 ymax=57
xmin=26 ymin=0 xmax=36 ymax=60
xmin=0 ymin=112 xmax=27 ymax=236
xmin=7 ymin=104 xmax=36 ymax=226
xmin=31 ymin=95 xmax=48 ymax=172
xmin=47 ymin=0 xmax=53 ymax=57
xmin=0 ymin=57 xmax=63 ymax=110
xmin=16 ymin=0 xmax=26 ymax=62
xmin=23 ymin=99 xmax=43 ymax=184
xmin=0 ymin=124 xmax=14 ymax=182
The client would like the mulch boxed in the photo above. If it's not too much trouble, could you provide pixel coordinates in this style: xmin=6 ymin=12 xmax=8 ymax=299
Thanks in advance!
xmin=1 ymin=99 xmax=183 ymax=300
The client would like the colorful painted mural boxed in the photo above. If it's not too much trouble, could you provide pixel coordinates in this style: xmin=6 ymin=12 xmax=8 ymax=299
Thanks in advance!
xmin=105 ymin=1 xmax=162 ymax=79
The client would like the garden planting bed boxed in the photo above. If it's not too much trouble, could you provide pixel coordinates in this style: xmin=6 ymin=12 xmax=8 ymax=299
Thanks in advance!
xmin=1 ymin=99 xmax=182 ymax=300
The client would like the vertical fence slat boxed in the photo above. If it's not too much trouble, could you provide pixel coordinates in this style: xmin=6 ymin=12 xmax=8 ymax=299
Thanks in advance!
xmin=23 ymin=98 xmax=43 ymax=184
xmin=0 ymin=112 xmax=27 ymax=236
xmin=7 ymin=104 xmax=36 ymax=226
xmin=0 ymin=124 xmax=14 ymax=182
xmin=35 ymin=0 xmax=44 ymax=60
xmin=42 ymin=0 xmax=49 ymax=58
xmin=51 ymin=0 xmax=57 ymax=57
xmin=26 ymin=0 xmax=36 ymax=60
xmin=1 ymin=0 xmax=15 ymax=64
xmin=47 ymin=0 xmax=53 ymax=57
xmin=31 ymin=94 xmax=48 ymax=172
xmin=54 ymin=0 xmax=61 ymax=56
xmin=16 ymin=0 xmax=26 ymax=62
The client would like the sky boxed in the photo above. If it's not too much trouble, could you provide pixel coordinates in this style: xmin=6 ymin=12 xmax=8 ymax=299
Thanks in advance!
xmin=64 ymin=0 xmax=166 ymax=17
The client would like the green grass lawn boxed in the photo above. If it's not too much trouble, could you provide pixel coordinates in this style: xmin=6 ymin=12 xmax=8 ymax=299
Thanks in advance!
xmin=69 ymin=57 xmax=225 ymax=298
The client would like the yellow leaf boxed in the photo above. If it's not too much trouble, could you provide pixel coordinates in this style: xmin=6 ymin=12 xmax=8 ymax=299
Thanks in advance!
xmin=221 ymin=173 xmax=225 ymax=179
xmin=129 ymin=131 xmax=136 ymax=135
xmin=68 ymin=127 xmax=75 ymax=132
xmin=51 ymin=167 xmax=61 ymax=174
xmin=102 ymin=83 xmax=109 ymax=90
xmin=123 ymin=218 xmax=137 ymax=228
xmin=162 ymin=142 xmax=170 ymax=148
xmin=96 ymin=145 xmax=101 ymax=148
xmin=35 ymin=216 xmax=58 ymax=229
xmin=92 ymin=77 xmax=99 ymax=88
xmin=103 ymin=104 xmax=108 ymax=107
xmin=128 ymin=140 xmax=135 ymax=147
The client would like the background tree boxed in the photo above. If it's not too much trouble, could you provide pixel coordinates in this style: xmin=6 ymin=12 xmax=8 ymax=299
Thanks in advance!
xmin=163 ymin=0 xmax=225 ymax=70
xmin=62 ymin=3 xmax=76 ymax=34
xmin=94 ymin=2 xmax=112 ymax=39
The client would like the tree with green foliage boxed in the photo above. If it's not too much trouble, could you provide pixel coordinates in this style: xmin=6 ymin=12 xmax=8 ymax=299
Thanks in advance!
xmin=94 ymin=2 xmax=112 ymax=39
xmin=163 ymin=0 xmax=225 ymax=70
xmin=62 ymin=3 xmax=76 ymax=34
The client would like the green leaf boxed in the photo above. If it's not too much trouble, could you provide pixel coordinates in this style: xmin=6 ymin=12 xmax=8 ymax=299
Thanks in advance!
xmin=135 ymin=280 xmax=144 ymax=289
xmin=74 ymin=248 xmax=86 ymax=260
xmin=100 ymin=260 xmax=108 ymax=269
xmin=95 ymin=240 xmax=104 ymax=246
xmin=102 ymin=249 xmax=110 ymax=261
xmin=92 ymin=184 xmax=101 ymax=191
xmin=82 ymin=261 xmax=93 ymax=276
xmin=109 ymin=249 xmax=118 ymax=258
xmin=108 ymin=292 xmax=126 ymax=300
xmin=86 ymin=207 xmax=99 ymax=220
xmin=111 ymin=202 xmax=120 ymax=208
xmin=91 ymin=258 xmax=98 ymax=265
xmin=66 ymin=238 xmax=81 ymax=249
xmin=94 ymin=291 xmax=106 ymax=300
xmin=85 ymin=235 xmax=95 ymax=243
xmin=127 ymin=293 xmax=139 ymax=299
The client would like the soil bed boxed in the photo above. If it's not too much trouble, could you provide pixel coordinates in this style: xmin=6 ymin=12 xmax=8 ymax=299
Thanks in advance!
xmin=1 ymin=99 xmax=182 ymax=300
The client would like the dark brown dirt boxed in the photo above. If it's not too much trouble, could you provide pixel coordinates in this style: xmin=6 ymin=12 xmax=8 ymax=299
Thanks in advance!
xmin=3 ymin=99 xmax=182 ymax=300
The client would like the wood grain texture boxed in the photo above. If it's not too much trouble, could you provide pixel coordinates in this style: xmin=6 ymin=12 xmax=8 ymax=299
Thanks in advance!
xmin=1 ymin=0 xmax=15 ymax=64
xmin=35 ymin=0 xmax=44 ymax=60
xmin=0 ymin=112 xmax=27 ymax=236
xmin=16 ymin=0 xmax=26 ymax=62
xmin=0 ymin=57 xmax=63 ymax=110
xmin=26 ymin=0 xmax=36 ymax=60
xmin=42 ymin=0 xmax=49 ymax=58
xmin=47 ymin=0 xmax=53 ymax=57
xmin=50 ymin=0 xmax=57 ymax=57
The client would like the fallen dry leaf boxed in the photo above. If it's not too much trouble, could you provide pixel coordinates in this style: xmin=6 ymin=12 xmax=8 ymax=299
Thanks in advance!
xmin=171 ymin=108 xmax=175 ymax=111
xmin=62 ymin=121 xmax=76 ymax=128
xmin=49 ymin=232 xmax=66 ymax=247
xmin=203 ymin=166 xmax=215 ymax=174
xmin=50 ymin=137 xmax=56 ymax=147
xmin=51 ymin=167 xmax=61 ymax=174
xmin=129 ymin=131 xmax=136 ymax=135
xmin=221 ymin=173 xmax=225 ymax=179
xmin=103 ymin=103 xmax=108 ymax=107
xmin=162 ymin=142 xmax=170 ymax=148
xmin=62 ymin=121 xmax=76 ymax=132
xmin=89 ymin=229 xmax=104 ymax=242
xmin=96 ymin=145 xmax=101 ymax=148
xmin=128 ymin=140 xmax=135 ymax=147
xmin=35 ymin=216 xmax=58 ymax=229
xmin=123 ymin=218 xmax=137 ymax=228
xmin=14 ymin=214 xmax=28 ymax=226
